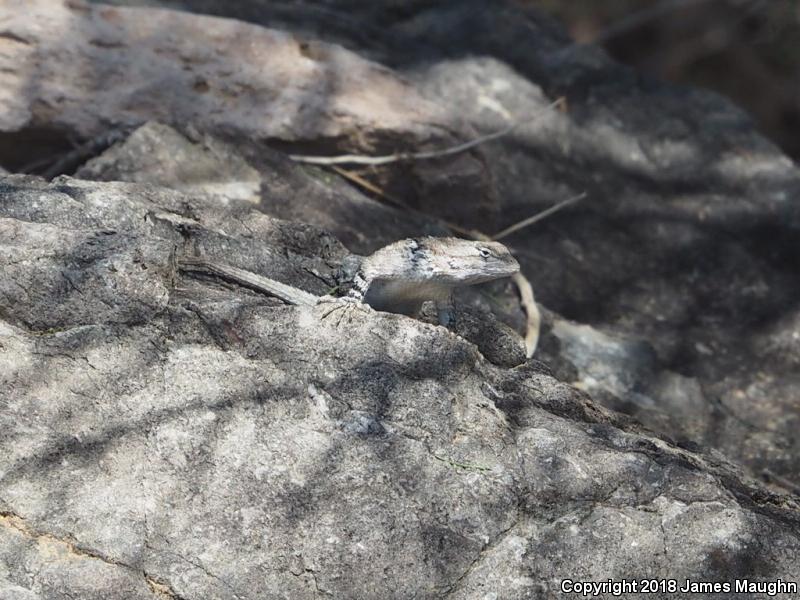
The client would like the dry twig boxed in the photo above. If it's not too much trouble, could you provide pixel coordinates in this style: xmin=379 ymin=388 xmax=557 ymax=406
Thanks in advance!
xmin=491 ymin=192 xmax=586 ymax=241
xmin=289 ymin=98 xmax=564 ymax=165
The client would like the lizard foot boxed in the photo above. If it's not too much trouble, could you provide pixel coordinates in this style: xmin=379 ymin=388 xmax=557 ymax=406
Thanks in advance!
xmin=316 ymin=296 xmax=369 ymax=327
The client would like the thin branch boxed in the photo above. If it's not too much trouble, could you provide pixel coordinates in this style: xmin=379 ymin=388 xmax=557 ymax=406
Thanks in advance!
xmin=288 ymin=98 xmax=564 ymax=165
xmin=762 ymin=469 xmax=800 ymax=496
xmin=329 ymin=165 xmax=489 ymax=239
xmin=491 ymin=192 xmax=585 ymax=241
xmin=330 ymin=165 xmax=406 ymax=210
xmin=41 ymin=128 xmax=133 ymax=179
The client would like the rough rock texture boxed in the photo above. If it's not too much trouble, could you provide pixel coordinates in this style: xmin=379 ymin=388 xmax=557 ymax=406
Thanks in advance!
xmin=79 ymin=0 xmax=800 ymax=487
xmin=0 ymin=0 xmax=493 ymax=227
xmin=2 ymin=175 xmax=799 ymax=599
xmin=2 ymin=0 xmax=800 ymax=597
xmin=409 ymin=54 xmax=800 ymax=485
xmin=77 ymin=120 xmax=529 ymax=367
xmin=0 ymin=0 xmax=441 ymax=141
xmin=76 ymin=121 xmax=449 ymax=253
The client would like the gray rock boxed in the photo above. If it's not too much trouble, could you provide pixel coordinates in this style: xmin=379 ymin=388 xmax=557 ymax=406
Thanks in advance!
xmin=1 ymin=176 xmax=799 ymax=599
xmin=2 ymin=0 xmax=800 ymax=596
xmin=0 ymin=579 xmax=43 ymax=600
xmin=76 ymin=121 xmax=448 ymax=254
xmin=78 ymin=122 xmax=263 ymax=204
xmin=74 ymin=120 xmax=526 ymax=366
xmin=0 ymin=1 xmax=444 ymax=143
xmin=73 ymin=0 xmax=800 ymax=485
xmin=550 ymin=317 xmax=715 ymax=445
xmin=0 ymin=0 xmax=492 ymax=229
xmin=266 ymin=0 xmax=799 ymax=487
xmin=403 ymin=5 xmax=800 ymax=487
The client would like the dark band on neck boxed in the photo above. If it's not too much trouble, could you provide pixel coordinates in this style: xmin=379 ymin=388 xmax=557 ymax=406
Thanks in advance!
xmin=407 ymin=238 xmax=423 ymax=271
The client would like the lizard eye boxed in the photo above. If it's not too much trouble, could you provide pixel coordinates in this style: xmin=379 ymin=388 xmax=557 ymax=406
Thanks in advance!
xmin=478 ymin=247 xmax=492 ymax=258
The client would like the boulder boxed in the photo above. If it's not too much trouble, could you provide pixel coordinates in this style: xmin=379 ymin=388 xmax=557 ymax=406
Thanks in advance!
xmin=2 ymin=174 xmax=798 ymax=599
xmin=2 ymin=0 xmax=800 ymax=597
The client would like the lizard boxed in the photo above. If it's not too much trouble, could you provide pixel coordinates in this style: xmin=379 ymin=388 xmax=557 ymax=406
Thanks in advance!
xmin=178 ymin=236 xmax=520 ymax=328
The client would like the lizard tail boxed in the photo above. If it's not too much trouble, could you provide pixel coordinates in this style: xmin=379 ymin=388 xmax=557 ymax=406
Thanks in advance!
xmin=178 ymin=257 xmax=319 ymax=307
xmin=513 ymin=272 xmax=540 ymax=357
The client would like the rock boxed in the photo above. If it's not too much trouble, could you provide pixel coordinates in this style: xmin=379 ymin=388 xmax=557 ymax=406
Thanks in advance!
xmin=156 ymin=0 xmax=800 ymax=486
xmin=2 ymin=0 xmax=800 ymax=596
xmin=450 ymin=303 xmax=528 ymax=368
xmin=77 ymin=122 xmax=263 ymax=204
xmin=76 ymin=121 xmax=449 ymax=253
xmin=549 ymin=317 xmax=715 ymax=445
xmin=0 ymin=0 xmax=493 ymax=228
xmin=0 ymin=1 xmax=441 ymax=142
xmin=2 ymin=175 xmax=800 ymax=599
xmin=79 ymin=120 xmax=527 ymax=363
xmin=0 ymin=578 xmax=43 ymax=600
xmin=429 ymin=38 xmax=797 ymax=484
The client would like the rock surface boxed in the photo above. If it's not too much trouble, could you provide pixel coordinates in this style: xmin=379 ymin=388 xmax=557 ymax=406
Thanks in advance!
xmin=84 ymin=0 xmax=800 ymax=488
xmin=76 ymin=121 xmax=449 ymax=253
xmin=2 ymin=175 xmax=799 ymax=599
xmin=0 ymin=0 xmax=493 ymax=227
xmin=1 ymin=0 xmax=800 ymax=598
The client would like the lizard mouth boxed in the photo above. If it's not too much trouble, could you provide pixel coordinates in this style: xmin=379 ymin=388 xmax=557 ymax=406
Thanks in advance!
xmin=459 ymin=261 xmax=520 ymax=284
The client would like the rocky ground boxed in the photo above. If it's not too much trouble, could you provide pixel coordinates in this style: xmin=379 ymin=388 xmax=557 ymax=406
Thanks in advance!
xmin=1 ymin=1 xmax=799 ymax=598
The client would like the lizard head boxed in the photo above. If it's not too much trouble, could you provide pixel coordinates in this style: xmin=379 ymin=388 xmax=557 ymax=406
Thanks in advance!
xmin=424 ymin=237 xmax=520 ymax=285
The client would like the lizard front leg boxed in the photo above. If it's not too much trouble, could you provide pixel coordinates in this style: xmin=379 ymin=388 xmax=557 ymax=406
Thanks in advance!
xmin=316 ymin=270 xmax=371 ymax=326
xmin=436 ymin=293 xmax=455 ymax=327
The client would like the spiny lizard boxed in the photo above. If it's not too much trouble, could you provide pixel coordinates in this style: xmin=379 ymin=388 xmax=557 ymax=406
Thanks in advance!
xmin=179 ymin=236 xmax=519 ymax=327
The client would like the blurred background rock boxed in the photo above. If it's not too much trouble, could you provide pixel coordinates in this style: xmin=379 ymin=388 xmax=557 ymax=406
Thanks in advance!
xmin=528 ymin=0 xmax=800 ymax=159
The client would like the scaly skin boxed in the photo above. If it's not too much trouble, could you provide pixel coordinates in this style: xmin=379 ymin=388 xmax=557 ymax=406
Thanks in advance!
xmin=181 ymin=237 xmax=520 ymax=327
xmin=349 ymin=237 xmax=519 ymax=325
